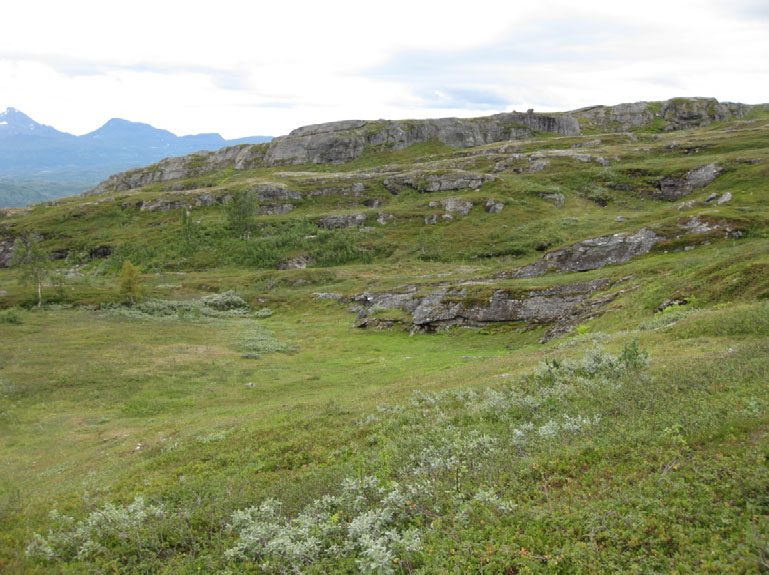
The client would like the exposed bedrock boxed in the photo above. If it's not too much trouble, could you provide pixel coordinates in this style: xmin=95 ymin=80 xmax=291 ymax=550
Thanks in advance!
xmin=352 ymin=278 xmax=615 ymax=338
xmin=264 ymin=112 xmax=580 ymax=165
xmin=504 ymin=229 xmax=664 ymax=279
xmin=650 ymin=163 xmax=723 ymax=201
xmin=383 ymin=170 xmax=493 ymax=194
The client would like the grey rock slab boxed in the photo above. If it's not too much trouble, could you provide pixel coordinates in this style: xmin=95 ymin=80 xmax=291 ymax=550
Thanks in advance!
xmin=506 ymin=228 xmax=663 ymax=278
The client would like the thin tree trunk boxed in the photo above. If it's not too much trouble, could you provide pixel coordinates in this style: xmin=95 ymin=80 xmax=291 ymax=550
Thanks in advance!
xmin=37 ymin=278 xmax=42 ymax=308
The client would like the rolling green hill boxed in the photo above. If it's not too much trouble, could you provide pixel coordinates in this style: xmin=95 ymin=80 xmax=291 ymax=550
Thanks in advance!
xmin=1 ymin=98 xmax=768 ymax=574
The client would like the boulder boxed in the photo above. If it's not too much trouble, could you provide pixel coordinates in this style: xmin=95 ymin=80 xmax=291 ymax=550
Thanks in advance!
xmin=716 ymin=192 xmax=733 ymax=205
xmin=428 ymin=199 xmax=473 ymax=216
xmin=89 ymin=245 xmax=112 ymax=259
xmin=538 ymin=193 xmax=565 ymax=207
xmin=653 ymin=163 xmax=723 ymax=201
xmin=485 ymin=199 xmax=504 ymax=213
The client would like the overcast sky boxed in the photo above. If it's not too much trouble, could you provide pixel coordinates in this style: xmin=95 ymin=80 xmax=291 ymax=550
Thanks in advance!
xmin=2 ymin=0 xmax=767 ymax=138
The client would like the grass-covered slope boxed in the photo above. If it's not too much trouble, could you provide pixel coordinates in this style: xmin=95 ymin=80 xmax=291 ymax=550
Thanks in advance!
xmin=1 ymin=103 xmax=768 ymax=574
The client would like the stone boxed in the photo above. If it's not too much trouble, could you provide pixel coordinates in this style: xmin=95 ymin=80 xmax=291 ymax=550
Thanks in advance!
xmin=260 ymin=203 xmax=296 ymax=215
xmin=86 ymin=144 xmax=267 ymax=195
xmin=530 ymin=150 xmax=609 ymax=166
xmin=505 ymin=228 xmax=663 ymax=279
xmin=89 ymin=245 xmax=112 ymax=259
xmin=434 ymin=199 xmax=473 ymax=216
xmin=572 ymin=97 xmax=751 ymax=133
xmin=264 ymin=111 xmax=580 ymax=165
xmin=538 ymin=193 xmax=565 ymax=207
xmin=529 ymin=160 xmax=549 ymax=173
xmin=313 ymin=292 xmax=343 ymax=300
xmin=353 ymin=278 xmax=614 ymax=335
xmin=0 ymin=238 xmax=16 ymax=268
xmin=383 ymin=170 xmax=492 ymax=194
xmin=485 ymin=199 xmax=504 ymax=213
xmin=252 ymin=183 xmax=302 ymax=202
xmin=652 ymin=163 xmax=723 ymax=201
xmin=277 ymin=254 xmax=314 ymax=270
xmin=139 ymin=198 xmax=188 ymax=212
xmin=716 ymin=192 xmax=733 ymax=205
xmin=682 ymin=216 xmax=719 ymax=234
xmin=424 ymin=214 xmax=454 ymax=224
xmin=376 ymin=213 xmax=394 ymax=225
xmin=317 ymin=213 xmax=367 ymax=229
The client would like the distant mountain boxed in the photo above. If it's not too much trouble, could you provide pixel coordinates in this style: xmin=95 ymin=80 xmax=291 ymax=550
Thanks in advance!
xmin=0 ymin=108 xmax=271 ymax=207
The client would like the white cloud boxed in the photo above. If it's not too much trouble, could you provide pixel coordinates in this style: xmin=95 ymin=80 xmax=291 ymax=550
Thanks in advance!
xmin=1 ymin=0 xmax=767 ymax=138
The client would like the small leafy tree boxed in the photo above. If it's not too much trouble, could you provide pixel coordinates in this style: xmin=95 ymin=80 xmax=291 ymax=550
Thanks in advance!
xmin=10 ymin=235 xmax=50 ymax=308
xmin=226 ymin=191 xmax=259 ymax=240
xmin=119 ymin=260 xmax=142 ymax=304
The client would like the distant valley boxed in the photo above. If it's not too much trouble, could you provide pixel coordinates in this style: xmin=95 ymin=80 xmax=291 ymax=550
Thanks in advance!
xmin=0 ymin=107 xmax=271 ymax=207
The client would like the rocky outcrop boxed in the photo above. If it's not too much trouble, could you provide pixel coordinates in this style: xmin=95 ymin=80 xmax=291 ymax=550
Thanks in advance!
xmin=260 ymin=203 xmax=296 ymax=215
xmin=132 ymin=190 xmax=232 ymax=212
xmin=573 ymin=98 xmax=751 ymax=133
xmin=529 ymin=149 xmax=609 ymax=166
xmin=307 ymin=182 xmax=366 ymax=198
xmin=428 ymin=199 xmax=473 ymax=216
xmin=383 ymin=170 xmax=493 ymax=194
xmin=649 ymin=163 xmax=723 ymax=201
xmin=251 ymin=183 xmax=302 ymax=202
xmin=86 ymin=144 xmax=267 ymax=195
xmin=424 ymin=214 xmax=454 ymax=225
xmin=263 ymin=111 xmax=580 ymax=165
xmin=505 ymin=228 xmax=663 ymax=279
xmin=84 ymin=99 xmax=753 ymax=196
xmin=317 ymin=213 xmax=367 ymax=229
xmin=277 ymin=254 xmax=314 ymax=270
xmin=0 ymin=237 xmax=15 ymax=267
xmin=352 ymin=278 xmax=614 ymax=335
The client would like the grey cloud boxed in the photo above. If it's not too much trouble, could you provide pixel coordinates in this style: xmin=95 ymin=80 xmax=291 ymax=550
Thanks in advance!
xmin=1 ymin=51 xmax=253 ymax=92
xmin=365 ymin=18 xmax=638 ymax=110
xmin=414 ymin=87 xmax=514 ymax=110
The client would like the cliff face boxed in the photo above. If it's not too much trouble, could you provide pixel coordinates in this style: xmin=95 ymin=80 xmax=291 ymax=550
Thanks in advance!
xmin=263 ymin=111 xmax=581 ymax=165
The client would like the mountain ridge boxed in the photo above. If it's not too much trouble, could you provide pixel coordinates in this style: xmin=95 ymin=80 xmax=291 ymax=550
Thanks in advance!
xmin=86 ymin=97 xmax=765 ymax=197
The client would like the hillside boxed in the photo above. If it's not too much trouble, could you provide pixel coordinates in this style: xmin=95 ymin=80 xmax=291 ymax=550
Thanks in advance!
xmin=1 ymin=97 xmax=769 ymax=574
xmin=0 ymin=108 xmax=271 ymax=207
